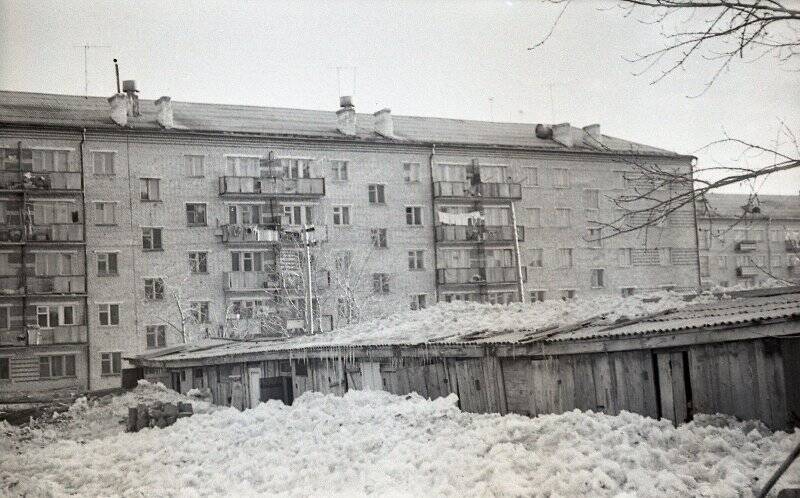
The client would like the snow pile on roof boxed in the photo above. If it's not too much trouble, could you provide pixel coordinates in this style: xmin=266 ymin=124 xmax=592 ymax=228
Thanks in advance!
xmin=294 ymin=291 xmax=720 ymax=346
xmin=2 ymin=389 xmax=798 ymax=496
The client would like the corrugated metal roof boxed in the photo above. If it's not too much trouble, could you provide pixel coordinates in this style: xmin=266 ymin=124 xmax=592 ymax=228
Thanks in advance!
xmin=130 ymin=290 xmax=800 ymax=364
xmin=0 ymin=90 xmax=682 ymax=156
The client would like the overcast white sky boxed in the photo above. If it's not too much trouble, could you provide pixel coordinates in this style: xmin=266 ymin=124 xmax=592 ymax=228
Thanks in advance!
xmin=1 ymin=0 xmax=798 ymax=194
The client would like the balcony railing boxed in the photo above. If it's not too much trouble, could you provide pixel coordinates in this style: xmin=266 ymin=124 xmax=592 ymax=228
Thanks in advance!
xmin=26 ymin=325 xmax=88 ymax=345
xmin=436 ymin=266 xmax=526 ymax=285
xmin=220 ymin=224 xmax=281 ymax=244
xmin=219 ymin=176 xmax=325 ymax=196
xmin=735 ymin=241 xmax=758 ymax=252
xmin=736 ymin=266 xmax=760 ymax=277
xmin=0 ymin=329 xmax=27 ymax=346
xmin=0 ymin=171 xmax=82 ymax=191
xmin=0 ymin=275 xmax=22 ymax=294
xmin=26 ymin=276 xmax=85 ymax=294
xmin=786 ymin=239 xmax=800 ymax=252
xmin=0 ymin=226 xmax=25 ymax=243
xmin=433 ymin=181 xmax=522 ymax=200
xmin=435 ymin=225 xmax=524 ymax=243
xmin=224 ymin=271 xmax=279 ymax=291
xmin=28 ymin=224 xmax=84 ymax=242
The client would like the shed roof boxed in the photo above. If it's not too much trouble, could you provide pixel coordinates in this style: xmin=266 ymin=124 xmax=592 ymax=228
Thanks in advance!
xmin=0 ymin=90 xmax=683 ymax=156
xmin=129 ymin=288 xmax=800 ymax=365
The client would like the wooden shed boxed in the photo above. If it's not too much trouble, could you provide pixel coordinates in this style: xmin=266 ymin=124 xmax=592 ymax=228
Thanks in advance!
xmin=129 ymin=289 xmax=800 ymax=430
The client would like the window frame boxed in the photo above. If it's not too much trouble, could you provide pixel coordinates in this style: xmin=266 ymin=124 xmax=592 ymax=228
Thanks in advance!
xmin=0 ymin=306 xmax=10 ymax=330
xmin=184 ymin=155 xmax=205 ymax=178
xmin=145 ymin=324 xmax=167 ymax=349
xmin=144 ymin=277 xmax=165 ymax=301
xmin=188 ymin=251 xmax=209 ymax=274
xmin=189 ymin=301 xmax=210 ymax=324
xmin=330 ymin=160 xmax=349 ymax=181
xmin=93 ymin=201 xmax=117 ymax=226
xmin=552 ymin=168 xmax=570 ymax=188
xmin=405 ymin=206 xmax=423 ymax=226
xmin=403 ymin=162 xmax=421 ymax=183
xmin=185 ymin=203 xmax=208 ymax=227
xmin=590 ymin=268 xmax=606 ymax=288
xmin=100 ymin=352 xmax=122 ymax=376
xmin=370 ymin=228 xmax=388 ymax=248
xmin=92 ymin=151 xmax=116 ymax=176
xmin=372 ymin=273 xmax=390 ymax=294
xmin=407 ymin=250 xmax=425 ymax=270
xmin=142 ymin=227 xmax=163 ymax=251
xmin=97 ymin=251 xmax=119 ymax=276
xmin=409 ymin=294 xmax=427 ymax=310
xmin=367 ymin=184 xmax=386 ymax=204
xmin=139 ymin=177 xmax=161 ymax=202
xmin=97 ymin=302 xmax=121 ymax=327
xmin=332 ymin=205 xmax=351 ymax=226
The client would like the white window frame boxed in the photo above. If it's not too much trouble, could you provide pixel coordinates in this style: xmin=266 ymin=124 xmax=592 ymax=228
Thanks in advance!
xmin=403 ymin=162 xmax=421 ymax=183
xmin=92 ymin=151 xmax=116 ymax=175
xmin=409 ymin=294 xmax=427 ymax=310
xmin=97 ymin=303 xmax=121 ymax=327
xmin=93 ymin=201 xmax=117 ymax=225
xmin=407 ymin=250 xmax=425 ymax=270
xmin=529 ymin=290 xmax=546 ymax=302
xmin=186 ymin=203 xmax=208 ymax=226
xmin=522 ymin=167 xmax=539 ymax=187
xmin=528 ymin=248 xmax=544 ymax=268
xmin=618 ymin=248 xmax=633 ymax=267
xmin=184 ymin=155 xmax=205 ymax=178
xmin=145 ymin=324 xmax=167 ymax=349
xmin=587 ymin=227 xmax=603 ymax=248
xmin=370 ymin=228 xmax=388 ymax=248
xmin=332 ymin=205 xmax=351 ymax=226
xmin=590 ymin=268 xmax=605 ymax=288
xmin=405 ymin=206 xmax=423 ymax=226
xmin=559 ymin=289 xmax=577 ymax=300
xmin=367 ymin=184 xmax=386 ymax=204
xmin=0 ymin=305 xmax=10 ymax=330
xmin=188 ymin=251 xmax=208 ymax=274
xmin=583 ymin=189 xmax=600 ymax=209
xmin=139 ymin=178 xmax=161 ymax=201
xmin=189 ymin=301 xmax=210 ymax=323
xmin=144 ymin=277 xmax=165 ymax=301
xmin=526 ymin=207 xmax=541 ymax=228
xmin=558 ymin=248 xmax=574 ymax=269
xmin=142 ymin=227 xmax=163 ymax=251
xmin=96 ymin=251 xmax=119 ymax=276
xmin=100 ymin=352 xmax=122 ymax=375
xmin=330 ymin=160 xmax=349 ymax=181
xmin=552 ymin=168 xmax=569 ymax=188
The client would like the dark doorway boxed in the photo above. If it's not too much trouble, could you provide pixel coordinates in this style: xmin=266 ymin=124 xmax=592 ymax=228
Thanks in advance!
xmin=260 ymin=376 xmax=293 ymax=405
xmin=171 ymin=371 xmax=181 ymax=394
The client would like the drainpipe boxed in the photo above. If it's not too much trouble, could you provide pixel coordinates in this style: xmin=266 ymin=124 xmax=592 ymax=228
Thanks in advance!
xmin=79 ymin=128 xmax=91 ymax=390
xmin=510 ymin=202 xmax=525 ymax=303
xmin=690 ymin=159 xmax=703 ymax=290
xmin=428 ymin=144 xmax=439 ymax=303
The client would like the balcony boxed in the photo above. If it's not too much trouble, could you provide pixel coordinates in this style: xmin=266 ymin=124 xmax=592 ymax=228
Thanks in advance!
xmin=433 ymin=181 xmax=522 ymax=200
xmin=736 ymin=266 xmax=760 ymax=277
xmin=0 ymin=275 xmax=22 ymax=294
xmin=0 ymin=171 xmax=82 ymax=191
xmin=221 ymin=224 xmax=281 ymax=244
xmin=436 ymin=266 xmax=527 ymax=285
xmin=0 ymin=329 xmax=27 ymax=346
xmin=786 ymin=239 xmax=800 ymax=252
xmin=28 ymin=224 xmax=84 ymax=243
xmin=735 ymin=241 xmax=758 ymax=252
xmin=26 ymin=276 xmax=85 ymax=295
xmin=435 ymin=225 xmax=524 ymax=243
xmin=219 ymin=176 xmax=325 ymax=197
xmin=0 ymin=226 xmax=25 ymax=244
xmin=224 ymin=271 xmax=279 ymax=291
xmin=26 ymin=325 xmax=88 ymax=345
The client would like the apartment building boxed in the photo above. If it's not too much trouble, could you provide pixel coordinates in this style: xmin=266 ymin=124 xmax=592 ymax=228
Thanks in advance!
xmin=697 ymin=193 xmax=800 ymax=288
xmin=0 ymin=87 xmax=698 ymax=394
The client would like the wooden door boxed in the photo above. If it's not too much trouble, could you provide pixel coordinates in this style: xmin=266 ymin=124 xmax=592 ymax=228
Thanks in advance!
xmin=656 ymin=351 xmax=690 ymax=424
xmin=360 ymin=362 xmax=383 ymax=391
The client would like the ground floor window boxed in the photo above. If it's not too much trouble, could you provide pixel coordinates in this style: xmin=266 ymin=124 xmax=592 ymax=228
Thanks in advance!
xmin=410 ymin=294 xmax=427 ymax=310
xmin=529 ymin=290 xmax=546 ymax=302
xmin=101 ymin=352 xmax=122 ymax=375
xmin=146 ymin=325 xmax=167 ymax=349
xmin=0 ymin=357 xmax=9 ymax=380
xmin=39 ymin=354 xmax=76 ymax=379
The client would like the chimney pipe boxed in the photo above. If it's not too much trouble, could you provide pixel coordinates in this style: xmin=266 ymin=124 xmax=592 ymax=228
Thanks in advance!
xmin=373 ymin=108 xmax=394 ymax=138
xmin=336 ymin=96 xmax=356 ymax=136
xmin=122 ymin=79 xmax=140 ymax=117
xmin=552 ymin=123 xmax=573 ymax=147
xmin=108 ymin=93 xmax=127 ymax=127
xmin=155 ymin=96 xmax=174 ymax=129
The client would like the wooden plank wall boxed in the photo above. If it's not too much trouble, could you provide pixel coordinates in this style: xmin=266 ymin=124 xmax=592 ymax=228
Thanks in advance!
xmin=780 ymin=338 xmax=800 ymax=427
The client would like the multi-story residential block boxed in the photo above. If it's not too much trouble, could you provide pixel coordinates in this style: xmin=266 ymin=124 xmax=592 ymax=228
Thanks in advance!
xmin=0 ymin=87 xmax=698 ymax=394
xmin=697 ymin=193 xmax=800 ymax=288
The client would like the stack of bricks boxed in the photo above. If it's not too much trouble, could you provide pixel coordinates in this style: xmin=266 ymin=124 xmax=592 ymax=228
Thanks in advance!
xmin=126 ymin=401 xmax=194 ymax=432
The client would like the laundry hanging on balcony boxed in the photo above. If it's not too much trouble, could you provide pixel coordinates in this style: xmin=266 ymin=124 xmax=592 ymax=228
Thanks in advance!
xmin=437 ymin=210 xmax=484 ymax=226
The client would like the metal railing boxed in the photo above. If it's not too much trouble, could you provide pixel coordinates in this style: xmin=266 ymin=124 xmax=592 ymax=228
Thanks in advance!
xmin=0 ymin=171 xmax=82 ymax=191
xmin=433 ymin=181 xmax=522 ymax=199
xmin=220 ymin=224 xmax=281 ymax=243
xmin=436 ymin=266 xmax=526 ymax=285
xmin=28 ymin=224 xmax=84 ymax=242
xmin=224 ymin=271 xmax=279 ymax=291
xmin=26 ymin=325 xmax=88 ymax=345
xmin=435 ymin=225 xmax=524 ymax=243
xmin=26 ymin=275 xmax=86 ymax=294
xmin=219 ymin=176 xmax=325 ymax=196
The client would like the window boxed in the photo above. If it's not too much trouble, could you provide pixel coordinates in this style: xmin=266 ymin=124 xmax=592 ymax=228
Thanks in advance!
xmin=555 ymin=208 xmax=571 ymax=227
xmin=0 ymin=357 xmax=8 ymax=380
xmin=280 ymin=158 xmax=311 ymax=179
xmin=185 ymin=155 xmax=205 ymax=177
xmin=39 ymin=355 xmax=76 ymax=378
xmin=334 ymin=252 xmax=352 ymax=273
xmin=62 ymin=306 xmax=75 ymax=326
xmin=98 ymin=303 xmax=120 ymax=326
xmin=94 ymin=202 xmax=116 ymax=225
xmin=618 ymin=248 xmax=632 ymax=267
xmin=583 ymin=189 xmax=600 ymax=209
xmin=0 ymin=307 xmax=9 ymax=329
xmin=408 ymin=250 xmax=424 ymax=270
xmin=231 ymin=251 xmax=268 ymax=272
xmin=186 ymin=203 xmax=207 ymax=226
xmin=225 ymin=156 xmax=260 ymax=176
xmin=529 ymin=290 xmax=546 ymax=302
xmin=283 ymin=205 xmax=314 ymax=226
xmin=144 ymin=278 xmax=165 ymax=300
xmin=190 ymin=301 xmax=210 ymax=323
xmin=101 ymin=352 xmax=122 ymax=375
xmin=527 ymin=208 xmax=541 ymax=228
xmin=142 ymin=228 xmax=163 ymax=250
xmin=140 ymin=178 xmax=160 ymax=201
xmin=36 ymin=305 xmax=73 ymax=328
xmin=558 ymin=248 xmax=573 ymax=269
xmin=590 ymin=269 xmax=605 ymax=288
xmin=32 ymin=149 xmax=70 ymax=172
xmin=337 ymin=296 xmax=357 ymax=323
xmin=528 ymin=249 xmax=543 ymax=268
xmin=189 ymin=252 xmax=208 ymax=273
xmin=717 ymin=255 xmax=728 ymax=268
xmin=560 ymin=289 xmax=576 ymax=300
xmin=522 ymin=167 xmax=539 ymax=187
xmin=330 ymin=160 xmax=348 ymax=181
xmin=621 ymin=287 xmax=636 ymax=297
xmin=403 ymin=163 xmax=420 ymax=182
xmin=370 ymin=228 xmax=387 ymax=248
xmin=93 ymin=152 xmax=115 ymax=175
xmin=332 ymin=206 xmax=351 ymax=226
xmin=552 ymin=168 xmax=569 ymax=188
xmin=406 ymin=206 xmax=423 ymax=226
xmin=372 ymin=273 xmax=390 ymax=294
xmin=34 ymin=253 xmax=74 ymax=276
xmin=368 ymin=184 xmax=386 ymax=204
xmin=146 ymin=325 xmax=167 ymax=349
xmin=410 ymin=294 xmax=427 ymax=310
xmin=587 ymin=228 xmax=602 ymax=248
xmin=769 ymin=229 xmax=782 ymax=243
xmin=97 ymin=252 xmax=118 ymax=276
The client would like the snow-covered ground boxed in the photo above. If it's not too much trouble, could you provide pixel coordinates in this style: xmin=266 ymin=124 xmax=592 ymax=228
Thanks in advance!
xmin=292 ymin=291 xmax=720 ymax=346
xmin=2 ymin=381 xmax=798 ymax=497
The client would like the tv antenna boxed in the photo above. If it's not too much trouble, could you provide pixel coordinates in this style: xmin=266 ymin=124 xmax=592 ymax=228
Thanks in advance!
xmin=73 ymin=44 xmax=110 ymax=97
xmin=488 ymin=96 xmax=495 ymax=121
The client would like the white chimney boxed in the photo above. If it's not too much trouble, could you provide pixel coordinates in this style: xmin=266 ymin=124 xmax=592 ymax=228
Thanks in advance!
xmin=122 ymin=80 xmax=140 ymax=117
xmin=583 ymin=124 xmax=601 ymax=142
xmin=552 ymin=123 xmax=573 ymax=147
xmin=373 ymin=108 xmax=394 ymax=138
xmin=337 ymin=96 xmax=356 ymax=136
xmin=108 ymin=94 xmax=128 ymax=127
xmin=155 ymin=96 xmax=174 ymax=129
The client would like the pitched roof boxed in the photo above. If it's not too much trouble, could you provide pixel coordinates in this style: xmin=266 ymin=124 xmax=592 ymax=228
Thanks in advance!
xmin=0 ymin=90 xmax=683 ymax=156
xmin=128 ymin=288 xmax=800 ymax=365
xmin=699 ymin=193 xmax=800 ymax=220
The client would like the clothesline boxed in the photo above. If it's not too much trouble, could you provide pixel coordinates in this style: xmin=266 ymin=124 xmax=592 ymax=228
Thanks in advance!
xmin=437 ymin=211 xmax=484 ymax=226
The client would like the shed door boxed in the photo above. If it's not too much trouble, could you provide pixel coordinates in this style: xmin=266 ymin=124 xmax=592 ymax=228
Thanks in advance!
xmin=655 ymin=352 xmax=691 ymax=424
xmin=360 ymin=362 xmax=383 ymax=391
xmin=248 ymin=368 xmax=261 ymax=409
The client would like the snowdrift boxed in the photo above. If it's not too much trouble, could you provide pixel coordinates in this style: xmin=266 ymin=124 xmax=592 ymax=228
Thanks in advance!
xmin=2 ymin=382 xmax=798 ymax=497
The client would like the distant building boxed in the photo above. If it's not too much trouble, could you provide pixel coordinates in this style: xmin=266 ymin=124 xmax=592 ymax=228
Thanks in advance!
xmin=697 ymin=193 xmax=800 ymax=288
xmin=0 ymin=87 xmax=698 ymax=394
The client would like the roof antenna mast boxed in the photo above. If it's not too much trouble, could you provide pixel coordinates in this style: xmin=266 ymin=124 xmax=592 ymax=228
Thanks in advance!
xmin=114 ymin=59 xmax=121 ymax=94
xmin=73 ymin=44 xmax=110 ymax=98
